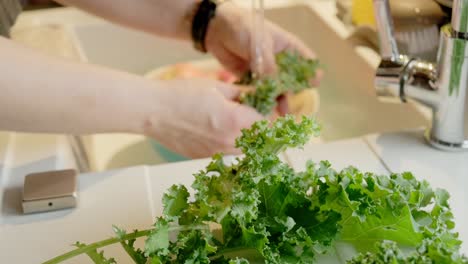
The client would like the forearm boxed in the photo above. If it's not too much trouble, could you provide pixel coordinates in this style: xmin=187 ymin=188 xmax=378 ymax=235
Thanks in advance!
xmin=55 ymin=0 xmax=198 ymax=40
xmin=0 ymin=37 xmax=160 ymax=134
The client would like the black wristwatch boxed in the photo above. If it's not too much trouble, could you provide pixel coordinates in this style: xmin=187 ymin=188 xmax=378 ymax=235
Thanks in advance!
xmin=191 ymin=0 xmax=225 ymax=52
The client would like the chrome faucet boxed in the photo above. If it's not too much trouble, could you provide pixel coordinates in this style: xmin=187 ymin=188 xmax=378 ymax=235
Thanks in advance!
xmin=373 ymin=0 xmax=468 ymax=151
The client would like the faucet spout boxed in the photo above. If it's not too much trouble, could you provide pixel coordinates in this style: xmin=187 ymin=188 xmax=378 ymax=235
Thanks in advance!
xmin=373 ymin=0 xmax=468 ymax=151
xmin=373 ymin=0 xmax=400 ymax=61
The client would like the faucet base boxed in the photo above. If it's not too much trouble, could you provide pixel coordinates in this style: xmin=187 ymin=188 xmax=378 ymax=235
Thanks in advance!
xmin=425 ymin=130 xmax=468 ymax=151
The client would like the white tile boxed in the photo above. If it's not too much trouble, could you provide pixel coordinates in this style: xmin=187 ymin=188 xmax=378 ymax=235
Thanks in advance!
xmin=285 ymin=138 xmax=389 ymax=174
xmin=4 ymin=134 xmax=62 ymax=188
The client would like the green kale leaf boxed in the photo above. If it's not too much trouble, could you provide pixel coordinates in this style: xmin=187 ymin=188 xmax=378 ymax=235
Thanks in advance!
xmin=239 ymin=51 xmax=320 ymax=115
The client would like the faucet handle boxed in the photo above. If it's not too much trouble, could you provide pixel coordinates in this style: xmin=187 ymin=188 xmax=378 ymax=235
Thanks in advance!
xmin=373 ymin=0 xmax=401 ymax=62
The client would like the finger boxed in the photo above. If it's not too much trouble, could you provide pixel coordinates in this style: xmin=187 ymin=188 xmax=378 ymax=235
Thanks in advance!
xmin=217 ymin=83 xmax=242 ymax=100
xmin=269 ymin=110 xmax=280 ymax=121
xmin=221 ymin=147 xmax=242 ymax=156
xmin=310 ymin=69 xmax=324 ymax=87
xmin=257 ymin=37 xmax=278 ymax=76
xmin=236 ymin=85 xmax=255 ymax=94
xmin=277 ymin=94 xmax=290 ymax=116
xmin=230 ymin=103 xmax=264 ymax=128
xmin=233 ymin=85 xmax=254 ymax=103
xmin=270 ymin=23 xmax=316 ymax=59
xmin=285 ymin=34 xmax=316 ymax=59
xmin=260 ymin=45 xmax=278 ymax=76
xmin=218 ymin=83 xmax=256 ymax=102
xmin=211 ymin=43 xmax=250 ymax=76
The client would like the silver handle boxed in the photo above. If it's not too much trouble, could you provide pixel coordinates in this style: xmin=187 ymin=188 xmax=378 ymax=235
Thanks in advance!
xmin=373 ymin=0 xmax=400 ymax=61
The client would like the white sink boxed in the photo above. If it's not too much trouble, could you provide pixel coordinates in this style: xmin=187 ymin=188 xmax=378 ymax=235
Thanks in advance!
xmin=71 ymin=4 xmax=428 ymax=141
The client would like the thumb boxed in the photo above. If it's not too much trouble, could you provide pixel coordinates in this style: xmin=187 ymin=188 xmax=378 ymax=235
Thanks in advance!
xmin=277 ymin=94 xmax=290 ymax=116
xmin=216 ymin=82 xmax=242 ymax=100
xmin=229 ymin=102 xmax=264 ymax=130
xmin=260 ymin=47 xmax=278 ymax=76
xmin=252 ymin=36 xmax=277 ymax=76
xmin=217 ymin=83 xmax=255 ymax=101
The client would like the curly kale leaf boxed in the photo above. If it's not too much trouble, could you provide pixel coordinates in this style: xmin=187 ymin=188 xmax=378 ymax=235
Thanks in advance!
xmin=239 ymin=51 xmax=320 ymax=115
xmin=240 ymin=78 xmax=280 ymax=116
xmin=236 ymin=115 xmax=320 ymax=156
xmin=74 ymin=242 xmax=117 ymax=264
xmin=347 ymin=240 xmax=468 ymax=264
xmin=276 ymin=51 xmax=319 ymax=93
xmin=142 ymin=116 xmax=323 ymax=263
xmin=113 ymin=227 xmax=147 ymax=264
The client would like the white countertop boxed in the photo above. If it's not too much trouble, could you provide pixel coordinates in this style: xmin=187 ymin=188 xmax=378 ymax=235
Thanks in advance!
xmin=1 ymin=131 xmax=467 ymax=263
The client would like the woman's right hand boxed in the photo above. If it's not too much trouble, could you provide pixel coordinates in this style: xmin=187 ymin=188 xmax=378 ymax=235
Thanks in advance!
xmin=144 ymin=78 xmax=263 ymax=158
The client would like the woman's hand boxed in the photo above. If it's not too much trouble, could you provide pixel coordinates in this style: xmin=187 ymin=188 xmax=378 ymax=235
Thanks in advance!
xmin=144 ymin=78 xmax=263 ymax=158
xmin=205 ymin=3 xmax=322 ymax=116
xmin=205 ymin=2 xmax=318 ymax=78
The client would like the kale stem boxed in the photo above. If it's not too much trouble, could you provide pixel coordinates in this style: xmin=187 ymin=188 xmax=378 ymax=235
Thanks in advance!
xmin=42 ymin=229 xmax=152 ymax=264
xmin=42 ymin=225 xmax=209 ymax=264
xmin=210 ymin=246 xmax=262 ymax=261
